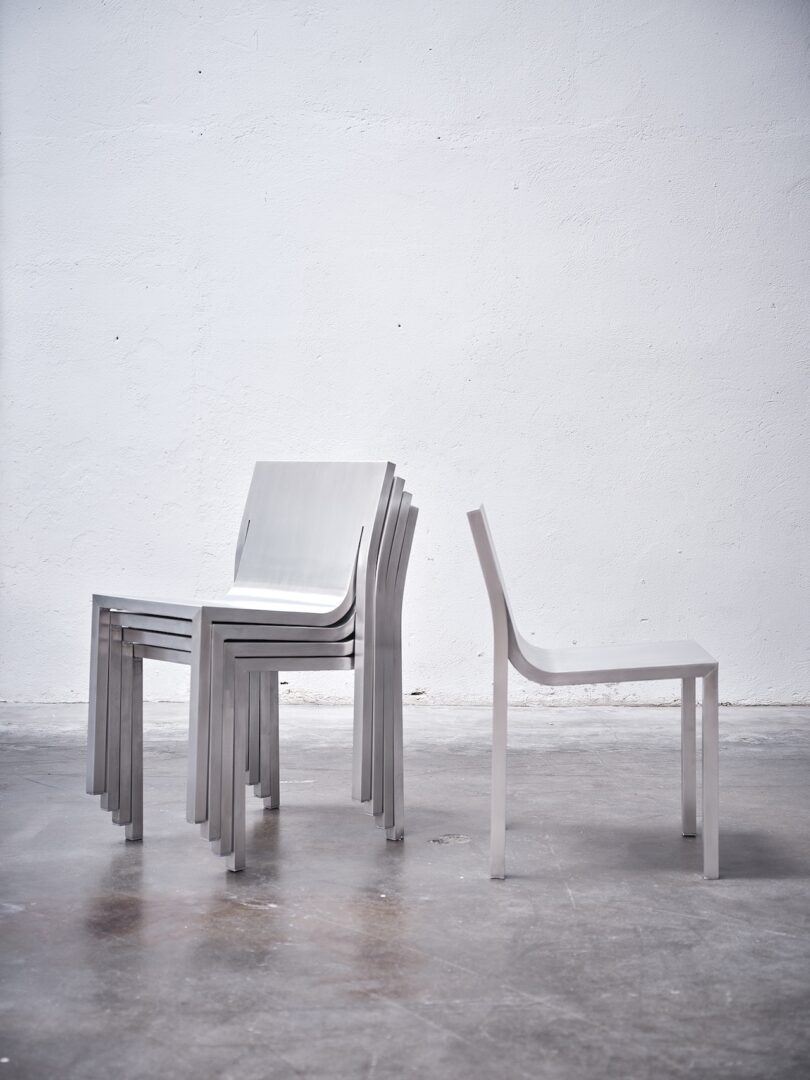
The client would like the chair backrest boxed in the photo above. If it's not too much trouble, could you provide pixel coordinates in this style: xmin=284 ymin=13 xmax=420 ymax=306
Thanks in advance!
xmin=228 ymin=462 xmax=395 ymax=609
xmin=467 ymin=505 xmax=521 ymax=640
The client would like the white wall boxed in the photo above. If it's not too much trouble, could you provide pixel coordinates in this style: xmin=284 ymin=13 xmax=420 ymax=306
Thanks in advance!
xmin=2 ymin=0 xmax=808 ymax=705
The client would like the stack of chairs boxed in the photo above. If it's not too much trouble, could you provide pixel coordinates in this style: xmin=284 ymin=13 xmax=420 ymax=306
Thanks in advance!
xmin=86 ymin=462 xmax=417 ymax=871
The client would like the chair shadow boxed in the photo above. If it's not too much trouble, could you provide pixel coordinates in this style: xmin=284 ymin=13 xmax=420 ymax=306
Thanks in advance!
xmin=510 ymin=821 xmax=810 ymax=881
xmin=715 ymin=828 xmax=810 ymax=881
xmin=507 ymin=820 xmax=810 ymax=881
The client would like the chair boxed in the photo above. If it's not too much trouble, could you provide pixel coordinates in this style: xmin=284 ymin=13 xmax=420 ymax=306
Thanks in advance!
xmin=467 ymin=506 xmax=719 ymax=881
xmin=87 ymin=462 xmax=416 ymax=869
xmin=216 ymin=498 xmax=418 ymax=869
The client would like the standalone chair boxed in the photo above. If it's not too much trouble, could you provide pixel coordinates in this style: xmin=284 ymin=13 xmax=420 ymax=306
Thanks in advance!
xmin=467 ymin=506 xmax=719 ymax=881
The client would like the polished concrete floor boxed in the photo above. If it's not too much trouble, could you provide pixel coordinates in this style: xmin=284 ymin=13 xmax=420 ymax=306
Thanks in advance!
xmin=1 ymin=702 xmax=809 ymax=1079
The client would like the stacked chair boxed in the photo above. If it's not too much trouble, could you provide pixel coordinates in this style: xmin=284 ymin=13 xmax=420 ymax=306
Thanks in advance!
xmin=86 ymin=462 xmax=418 ymax=871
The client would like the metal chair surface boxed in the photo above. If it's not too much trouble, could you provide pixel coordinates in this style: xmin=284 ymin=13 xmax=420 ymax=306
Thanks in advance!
xmin=88 ymin=461 xmax=394 ymax=799
xmin=87 ymin=462 xmax=416 ymax=872
xmin=467 ymin=505 xmax=720 ymax=881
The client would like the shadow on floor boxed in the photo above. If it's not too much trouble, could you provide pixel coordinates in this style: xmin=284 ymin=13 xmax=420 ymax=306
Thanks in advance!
xmin=503 ymin=821 xmax=810 ymax=881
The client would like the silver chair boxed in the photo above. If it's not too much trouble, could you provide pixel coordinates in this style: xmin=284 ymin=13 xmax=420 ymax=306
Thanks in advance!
xmin=87 ymin=462 xmax=415 ymax=869
xmin=468 ymin=506 xmax=719 ymax=881
xmin=215 ymin=498 xmax=418 ymax=869
xmin=89 ymin=462 xmax=394 ymax=815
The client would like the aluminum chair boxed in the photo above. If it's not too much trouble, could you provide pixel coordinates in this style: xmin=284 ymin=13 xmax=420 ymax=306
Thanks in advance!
xmin=467 ymin=506 xmax=720 ymax=881
xmin=87 ymin=463 xmax=416 ymax=869
xmin=212 ymin=498 xmax=418 ymax=870
xmin=88 ymin=461 xmax=395 ymax=822
xmin=99 ymin=485 xmax=415 ymax=870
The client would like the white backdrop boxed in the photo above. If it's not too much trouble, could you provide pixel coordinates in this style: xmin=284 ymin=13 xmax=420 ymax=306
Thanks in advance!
xmin=2 ymin=0 xmax=808 ymax=705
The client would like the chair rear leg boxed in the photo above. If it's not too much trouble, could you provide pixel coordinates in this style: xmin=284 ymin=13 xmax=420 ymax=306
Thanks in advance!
xmin=490 ymin=646 xmax=508 ymax=880
xmin=385 ymin=645 xmax=404 ymax=841
xmin=258 ymin=671 xmax=280 ymax=810
xmin=702 ymin=667 xmax=720 ymax=879
xmin=247 ymin=671 xmax=260 ymax=785
xmin=681 ymin=677 xmax=697 ymax=837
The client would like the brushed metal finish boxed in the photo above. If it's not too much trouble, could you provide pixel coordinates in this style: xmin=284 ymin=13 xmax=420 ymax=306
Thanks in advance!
xmin=353 ymin=468 xmax=400 ymax=802
xmin=681 ymin=677 xmax=697 ymax=837
xmin=88 ymin=462 xmax=394 ymax=816
xmin=468 ymin=505 xmax=720 ymax=880
xmin=229 ymin=461 xmax=394 ymax=616
xmin=247 ymin=671 xmax=260 ymax=786
xmin=371 ymin=480 xmax=405 ymax=817
xmin=102 ymin=626 xmax=122 ymax=814
xmin=86 ymin=461 xmax=415 ymax=874
xmin=124 ymin=655 xmax=143 ymax=842
xmin=87 ymin=601 xmax=110 ymax=794
xmin=702 ymin=668 xmax=720 ymax=879
xmin=257 ymin=671 xmax=280 ymax=808
xmin=214 ymin=494 xmax=417 ymax=867
xmin=110 ymin=612 xmax=190 ymax=634
xmin=385 ymin=503 xmax=419 ymax=841
xmin=121 ymin=629 xmax=192 ymax=652
xmin=380 ymin=492 xmax=412 ymax=830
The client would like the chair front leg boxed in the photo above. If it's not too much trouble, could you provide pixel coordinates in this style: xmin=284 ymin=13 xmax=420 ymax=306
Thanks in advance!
xmin=101 ymin=626 xmax=123 ymax=812
xmin=87 ymin=601 xmax=110 ymax=795
xmin=125 ymin=657 xmax=143 ymax=842
xmin=203 ymin=627 xmax=225 ymax=842
xmin=113 ymin=642 xmax=134 ymax=826
xmin=215 ymin=645 xmax=237 ymax=857
xmin=702 ymin=667 xmax=720 ymax=879
xmin=352 ymin=652 xmax=372 ymax=804
xmin=681 ymin=677 xmax=697 ymax=837
xmin=226 ymin=658 xmax=248 ymax=872
xmin=490 ymin=624 xmax=509 ymax=880
xmin=187 ymin=611 xmax=209 ymax=824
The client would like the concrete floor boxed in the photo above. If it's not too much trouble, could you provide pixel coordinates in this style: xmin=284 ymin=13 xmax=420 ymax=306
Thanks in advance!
xmin=1 ymin=703 xmax=809 ymax=1079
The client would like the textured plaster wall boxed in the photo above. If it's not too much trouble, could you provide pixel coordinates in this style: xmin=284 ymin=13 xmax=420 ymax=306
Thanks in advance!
xmin=1 ymin=1 xmax=809 ymax=705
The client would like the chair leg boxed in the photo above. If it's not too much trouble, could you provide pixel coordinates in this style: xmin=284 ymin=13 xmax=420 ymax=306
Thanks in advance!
xmin=681 ymin=677 xmax=697 ymax=837
xmin=490 ymin=639 xmax=509 ymax=880
xmin=87 ymin=602 xmax=110 ymax=795
xmin=114 ymin=643 xmax=134 ymax=826
xmin=702 ymin=667 xmax=720 ymax=879
xmin=384 ymin=673 xmax=403 ymax=842
xmin=187 ymin=611 xmax=210 ymax=824
xmin=247 ymin=671 xmax=260 ymax=785
xmin=126 ymin=657 xmax=143 ymax=842
xmin=258 ymin=671 xmax=280 ymax=810
xmin=204 ymin=631 xmax=225 ymax=842
xmin=352 ymin=655 xmax=372 ymax=803
xmin=216 ymin=649 xmax=238 ymax=857
xmin=385 ymin=643 xmax=404 ymax=841
xmin=382 ymin=630 xmax=396 ymax=832
xmin=227 ymin=661 xmax=248 ymax=872
xmin=101 ymin=626 xmax=122 ymax=813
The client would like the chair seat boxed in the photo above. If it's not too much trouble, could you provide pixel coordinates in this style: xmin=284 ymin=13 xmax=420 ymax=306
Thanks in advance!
xmin=94 ymin=592 xmax=350 ymax=624
xmin=516 ymin=637 xmax=717 ymax=685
